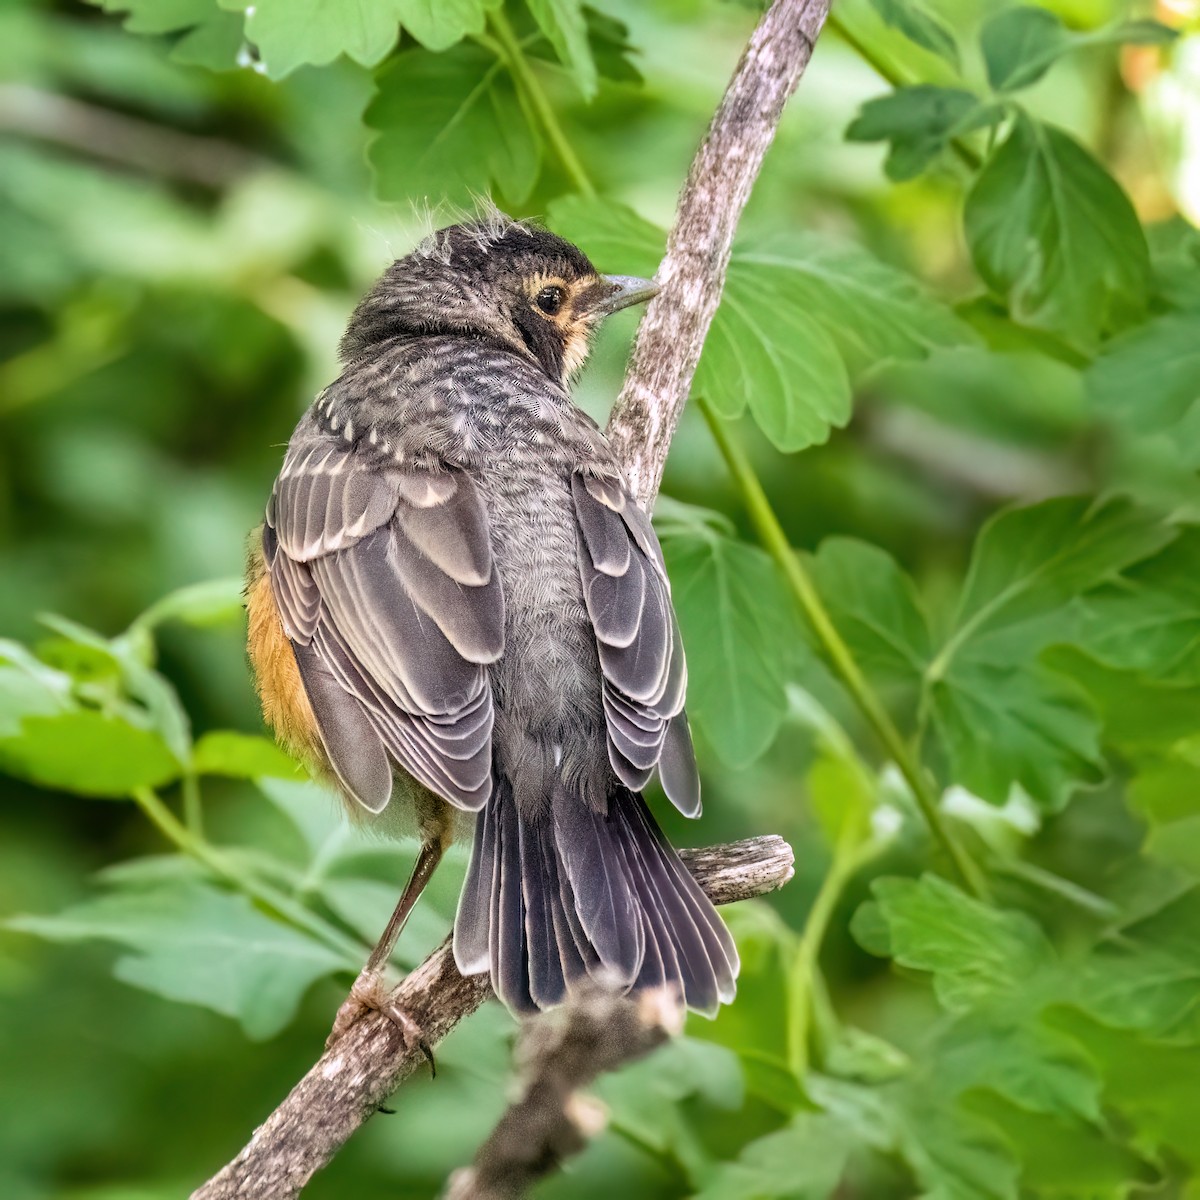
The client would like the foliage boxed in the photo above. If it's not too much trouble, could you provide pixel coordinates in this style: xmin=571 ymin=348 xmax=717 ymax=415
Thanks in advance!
xmin=4 ymin=0 xmax=1200 ymax=1197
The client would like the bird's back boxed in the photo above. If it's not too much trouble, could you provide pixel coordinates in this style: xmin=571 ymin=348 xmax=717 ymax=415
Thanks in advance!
xmin=252 ymin=222 xmax=738 ymax=1016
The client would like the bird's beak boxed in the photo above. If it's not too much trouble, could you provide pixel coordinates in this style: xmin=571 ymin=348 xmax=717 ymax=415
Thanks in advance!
xmin=593 ymin=274 xmax=660 ymax=316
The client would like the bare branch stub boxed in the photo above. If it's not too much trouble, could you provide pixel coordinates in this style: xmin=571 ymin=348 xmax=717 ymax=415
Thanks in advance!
xmin=607 ymin=0 xmax=832 ymax=509
xmin=444 ymin=986 xmax=683 ymax=1200
xmin=190 ymin=835 xmax=794 ymax=1200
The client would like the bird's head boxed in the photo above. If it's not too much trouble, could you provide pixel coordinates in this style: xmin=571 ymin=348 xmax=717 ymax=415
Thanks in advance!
xmin=340 ymin=215 xmax=658 ymax=385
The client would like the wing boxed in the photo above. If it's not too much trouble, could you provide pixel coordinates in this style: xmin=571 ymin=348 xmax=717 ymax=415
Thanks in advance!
xmin=263 ymin=425 xmax=503 ymax=814
xmin=571 ymin=471 xmax=700 ymax=817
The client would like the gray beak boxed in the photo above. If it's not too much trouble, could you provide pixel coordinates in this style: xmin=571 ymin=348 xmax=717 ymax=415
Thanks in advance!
xmin=593 ymin=274 xmax=660 ymax=316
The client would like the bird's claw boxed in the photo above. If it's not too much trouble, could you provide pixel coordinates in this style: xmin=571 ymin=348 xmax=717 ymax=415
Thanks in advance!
xmin=326 ymin=969 xmax=433 ymax=1073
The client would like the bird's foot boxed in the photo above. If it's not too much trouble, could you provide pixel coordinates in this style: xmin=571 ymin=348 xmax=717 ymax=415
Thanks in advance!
xmin=326 ymin=968 xmax=435 ymax=1072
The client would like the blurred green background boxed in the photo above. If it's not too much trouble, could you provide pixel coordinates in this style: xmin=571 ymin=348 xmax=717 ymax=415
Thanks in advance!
xmin=4 ymin=0 xmax=1200 ymax=1197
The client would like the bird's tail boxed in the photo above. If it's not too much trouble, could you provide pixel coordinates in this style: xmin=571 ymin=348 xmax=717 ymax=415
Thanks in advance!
xmin=453 ymin=778 xmax=738 ymax=1016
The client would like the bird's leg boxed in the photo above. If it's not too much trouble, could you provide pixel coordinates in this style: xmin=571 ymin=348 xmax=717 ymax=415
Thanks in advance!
xmin=326 ymin=837 xmax=444 ymax=1055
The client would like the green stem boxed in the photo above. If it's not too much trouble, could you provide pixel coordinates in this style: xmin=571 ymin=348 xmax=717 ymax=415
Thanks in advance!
xmin=827 ymin=9 xmax=912 ymax=89
xmin=131 ymin=787 xmax=365 ymax=962
xmin=787 ymin=829 xmax=861 ymax=1076
xmin=698 ymin=402 xmax=987 ymax=901
xmin=182 ymin=771 xmax=204 ymax=838
xmin=488 ymin=9 xmax=597 ymax=198
xmin=826 ymin=10 xmax=983 ymax=173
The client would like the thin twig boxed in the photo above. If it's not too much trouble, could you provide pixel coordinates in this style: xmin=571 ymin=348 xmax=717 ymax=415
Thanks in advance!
xmin=444 ymin=985 xmax=684 ymax=1200
xmin=190 ymin=837 xmax=795 ymax=1200
xmin=606 ymin=0 xmax=831 ymax=507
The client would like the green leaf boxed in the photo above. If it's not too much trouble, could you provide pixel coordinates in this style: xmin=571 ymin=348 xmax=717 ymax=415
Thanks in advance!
xmin=981 ymin=6 xmax=1177 ymax=94
xmin=1056 ymin=1013 xmax=1200 ymax=1170
xmin=808 ymin=1074 xmax=1020 ymax=1200
xmin=170 ymin=5 xmax=243 ymax=69
xmin=867 ymin=0 xmax=960 ymax=67
xmin=6 ymin=879 xmax=346 ymax=1038
xmin=367 ymin=44 xmax=541 ymax=207
xmin=692 ymin=1112 xmax=851 ymax=1200
xmin=944 ymin=498 xmax=1173 ymax=667
xmin=220 ymin=0 xmax=393 ymax=76
xmin=1048 ymin=648 xmax=1200 ymax=755
xmin=853 ymin=874 xmax=1055 ymax=1012
xmin=38 ymin=613 xmax=193 ymax=763
xmin=1129 ymin=752 xmax=1200 ymax=874
xmin=846 ymin=86 xmax=999 ymax=181
xmin=810 ymin=537 xmax=931 ymax=688
xmin=192 ymin=731 xmax=302 ymax=780
xmin=83 ymin=0 xmax=224 ymax=35
xmin=929 ymin=662 xmax=1104 ymax=809
xmin=130 ymin=577 xmax=246 ymax=632
xmin=964 ymin=114 xmax=1150 ymax=346
xmin=1072 ymin=532 xmax=1200 ymax=686
xmin=934 ymin=1017 xmax=1100 ymax=1120
xmin=582 ymin=7 xmax=640 ymax=84
xmin=0 ymin=711 xmax=181 ymax=798
xmin=965 ymin=1091 xmax=1156 ymax=1195
xmin=546 ymin=195 xmax=664 ymax=278
xmin=219 ymin=0 xmax=495 ymax=77
xmin=598 ymin=1038 xmax=745 ymax=1172
xmin=1085 ymin=310 xmax=1200 ymax=437
xmin=0 ymin=654 xmax=70 ymax=738
xmin=83 ymin=0 xmax=244 ymax=70
xmin=813 ymin=502 xmax=1164 ymax=809
xmin=660 ymin=526 xmax=804 ymax=767
xmin=553 ymin=200 xmax=973 ymax=452
xmin=732 ymin=233 xmax=977 ymax=376
xmin=1076 ymin=887 xmax=1200 ymax=1037
xmin=394 ymin=0 xmax=498 ymax=52
xmin=527 ymin=0 xmax=597 ymax=99
xmin=697 ymin=267 xmax=850 ymax=451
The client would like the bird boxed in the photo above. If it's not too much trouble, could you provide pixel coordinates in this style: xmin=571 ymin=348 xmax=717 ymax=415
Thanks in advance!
xmin=245 ymin=213 xmax=738 ymax=1042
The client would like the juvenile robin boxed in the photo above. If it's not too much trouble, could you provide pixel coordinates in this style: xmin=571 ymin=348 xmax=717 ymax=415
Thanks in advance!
xmin=246 ymin=215 xmax=738 ymax=1042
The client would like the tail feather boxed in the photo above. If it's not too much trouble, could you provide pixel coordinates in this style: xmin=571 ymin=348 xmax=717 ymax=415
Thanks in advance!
xmin=453 ymin=779 xmax=739 ymax=1016
xmin=624 ymin=791 xmax=738 ymax=1009
xmin=609 ymin=810 xmax=675 ymax=995
xmin=520 ymin=812 xmax=567 ymax=1009
xmin=492 ymin=788 xmax=535 ymax=1013
xmin=453 ymin=797 xmax=496 ymax=975
xmin=553 ymin=789 xmax=644 ymax=985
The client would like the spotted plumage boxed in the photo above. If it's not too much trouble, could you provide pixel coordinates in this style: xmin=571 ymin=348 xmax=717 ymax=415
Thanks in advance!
xmin=248 ymin=216 xmax=737 ymax=1020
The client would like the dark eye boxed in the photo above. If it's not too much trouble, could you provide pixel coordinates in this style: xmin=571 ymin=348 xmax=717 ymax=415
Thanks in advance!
xmin=535 ymin=285 xmax=566 ymax=316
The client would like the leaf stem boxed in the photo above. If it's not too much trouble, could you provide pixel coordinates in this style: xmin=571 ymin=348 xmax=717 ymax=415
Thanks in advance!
xmin=787 ymin=827 xmax=861 ymax=1076
xmin=130 ymin=786 xmax=365 ymax=962
xmin=698 ymin=402 xmax=987 ymax=900
xmin=488 ymin=9 xmax=597 ymax=199
xmin=182 ymin=770 xmax=204 ymax=838
xmin=826 ymin=10 xmax=983 ymax=172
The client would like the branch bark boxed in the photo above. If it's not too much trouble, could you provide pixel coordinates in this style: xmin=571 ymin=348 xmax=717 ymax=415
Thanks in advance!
xmin=607 ymin=0 xmax=831 ymax=508
xmin=443 ymin=986 xmax=684 ymax=1200
xmin=191 ymin=837 xmax=794 ymax=1200
xmin=193 ymin=0 xmax=828 ymax=1193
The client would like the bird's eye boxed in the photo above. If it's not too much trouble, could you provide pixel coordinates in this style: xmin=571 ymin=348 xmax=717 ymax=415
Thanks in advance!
xmin=535 ymin=285 xmax=566 ymax=316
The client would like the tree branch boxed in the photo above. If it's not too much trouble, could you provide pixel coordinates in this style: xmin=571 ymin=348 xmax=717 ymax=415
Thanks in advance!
xmin=444 ymin=985 xmax=684 ymax=1200
xmin=193 ymin=0 xmax=828 ymax=1192
xmin=190 ymin=837 xmax=794 ymax=1200
xmin=606 ymin=0 xmax=831 ymax=508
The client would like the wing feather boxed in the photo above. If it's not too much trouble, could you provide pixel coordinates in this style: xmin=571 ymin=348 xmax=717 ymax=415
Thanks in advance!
xmin=265 ymin=425 xmax=500 ymax=814
xmin=572 ymin=471 xmax=701 ymax=817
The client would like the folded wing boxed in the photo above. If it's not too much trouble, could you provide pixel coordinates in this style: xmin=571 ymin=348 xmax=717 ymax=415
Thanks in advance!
xmin=571 ymin=472 xmax=700 ymax=818
xmin=264 ymin=427 xmax=503 ymax=814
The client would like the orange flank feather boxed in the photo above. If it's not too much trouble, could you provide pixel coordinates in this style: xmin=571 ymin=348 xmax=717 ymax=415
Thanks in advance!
xmin=245 ymin=535 xmax=328 ymax=776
